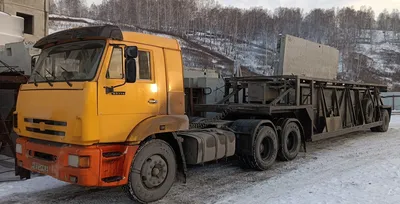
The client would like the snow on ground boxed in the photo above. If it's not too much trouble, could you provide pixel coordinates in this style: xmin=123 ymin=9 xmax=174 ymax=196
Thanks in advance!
xmin=1 ymin=116 xmax=400 ymax=204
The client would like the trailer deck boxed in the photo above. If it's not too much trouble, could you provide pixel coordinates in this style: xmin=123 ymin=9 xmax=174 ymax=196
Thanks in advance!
xmin=194 ymin=75 xmax=391 ymax=142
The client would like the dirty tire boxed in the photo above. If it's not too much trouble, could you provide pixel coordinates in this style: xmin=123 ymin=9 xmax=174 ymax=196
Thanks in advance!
xmin=363 ymin=98 xmax=374 ymax=124
xmin=371 ymin=109 xmax=390 ymax=132
xmin=123 ymin=139 xmax=176 ymax=204
xmin=277 ymin=122 xmax=301 ymax=161
xmin=241 ymin=126 xmax=278 ymax=171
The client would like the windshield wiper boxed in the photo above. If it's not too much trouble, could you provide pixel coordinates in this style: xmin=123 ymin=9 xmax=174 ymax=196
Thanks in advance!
xmin=59 ymin=66 xmax=73 ymax=87
xmin=33 ymin=75 xmax=38 ymax=87
xmin=45 ymin=69 xmax=56 ymax=80
xmin=35 ymin=71 xmax=53 ymax=87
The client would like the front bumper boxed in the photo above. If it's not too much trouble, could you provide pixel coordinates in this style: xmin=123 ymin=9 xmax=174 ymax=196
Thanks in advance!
xmin=16 ymin=137 xmax=138 ymax=187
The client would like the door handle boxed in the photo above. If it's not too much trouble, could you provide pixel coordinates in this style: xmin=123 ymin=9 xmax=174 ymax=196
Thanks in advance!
xmin=148 ymin=99 xmax=158 ymax=104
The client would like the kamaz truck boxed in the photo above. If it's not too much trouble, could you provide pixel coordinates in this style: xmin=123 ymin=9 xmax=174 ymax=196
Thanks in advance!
xmin=13 ymin=26 xmax=391 ymax=203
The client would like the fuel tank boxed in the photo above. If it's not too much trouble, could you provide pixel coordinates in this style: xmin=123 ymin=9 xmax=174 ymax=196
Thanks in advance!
xmin=178 ymin=128 xmax=236 ymax=165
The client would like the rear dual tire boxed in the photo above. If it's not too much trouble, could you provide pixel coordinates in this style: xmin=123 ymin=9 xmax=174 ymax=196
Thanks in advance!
xmin=240 ymin=126 xmax=278 ymax=170
xmin=277 ymin=122 xmax=302 ymax=161
xmin=239 ymin=122 xmax=302 ymax=170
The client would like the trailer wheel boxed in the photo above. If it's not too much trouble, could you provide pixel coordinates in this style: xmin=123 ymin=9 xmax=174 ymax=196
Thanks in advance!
xmin=371 ymin=109 xmax=390 ymax=132
xmin=277 ymin=122 xmax=301 ymax=161
xmin=363 ymin=98 xmax=374 ymax=124
xmin=243 ymin=126 xmax=278 ymax=171
xmin=123 ymin=139 xmax=176 ymax=204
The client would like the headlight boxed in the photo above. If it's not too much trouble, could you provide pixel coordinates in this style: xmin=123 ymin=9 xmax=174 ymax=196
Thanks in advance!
xmin=68 ymin=155 xmax=90 ymax=168
xmin=16 ymin=143 xmax=22 ymax=154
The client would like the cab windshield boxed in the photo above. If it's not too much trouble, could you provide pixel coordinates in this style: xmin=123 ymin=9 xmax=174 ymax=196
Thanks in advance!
xmin=29 ymin=40 xmax=106 ymax=83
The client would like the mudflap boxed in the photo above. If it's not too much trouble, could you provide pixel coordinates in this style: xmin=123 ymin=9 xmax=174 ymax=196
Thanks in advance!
xmin=15 ymin=157 xmax=31 ymax=180
xmin=172 ymin=132 xmax=187 ymax=184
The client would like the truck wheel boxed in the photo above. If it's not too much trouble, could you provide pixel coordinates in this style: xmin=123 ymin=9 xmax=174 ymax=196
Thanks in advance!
xmin=371 ymin=109 xmax=390 ymax=132
xmin=363 ymin=98 xmax=374 ymax=124
xmin=243 ymin=126 xmax=278 ymax=171
xmin=123 ymin=139 xmax=176 ymax=203
xmin=277 ymin=122 xmax=301 ymax=161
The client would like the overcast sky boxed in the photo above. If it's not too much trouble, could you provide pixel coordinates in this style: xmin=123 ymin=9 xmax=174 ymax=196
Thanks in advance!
xmin=86 ymin=0 xmax=400 ymax=16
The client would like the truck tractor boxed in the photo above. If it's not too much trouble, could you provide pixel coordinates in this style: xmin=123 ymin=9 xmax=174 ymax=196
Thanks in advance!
xmin=14 ymin=25 xmax=391 ymax=203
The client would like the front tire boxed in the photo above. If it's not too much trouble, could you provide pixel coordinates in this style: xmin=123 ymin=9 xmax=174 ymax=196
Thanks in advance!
xmin=123 ymin=139 xmax=177 ymax=203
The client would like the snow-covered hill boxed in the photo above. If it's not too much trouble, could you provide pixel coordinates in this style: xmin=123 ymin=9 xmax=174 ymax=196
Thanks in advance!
xmin=48 ymin=14 xmax=400 ymax=88
xmin=355 ymin=30 xmax=400 ymax=89
xmin=49 ymin=14 xmax=240 ymax=76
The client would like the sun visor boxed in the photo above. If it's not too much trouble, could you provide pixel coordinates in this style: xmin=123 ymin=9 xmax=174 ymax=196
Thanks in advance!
xmin=34 ymin=25 xmax=123 ymax=49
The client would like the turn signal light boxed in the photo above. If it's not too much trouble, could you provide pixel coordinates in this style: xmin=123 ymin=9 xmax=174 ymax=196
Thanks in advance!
xmin=68 ymin=155 xmax=90 ymax=168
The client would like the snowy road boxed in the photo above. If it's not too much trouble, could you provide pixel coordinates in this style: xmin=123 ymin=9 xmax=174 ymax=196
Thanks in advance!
xmin=1 ymin=116 xmax=400 ymax=204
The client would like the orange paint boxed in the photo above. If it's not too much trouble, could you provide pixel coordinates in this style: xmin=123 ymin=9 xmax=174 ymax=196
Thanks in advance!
xmin=16 ymin=137 xmax=138 ymax=187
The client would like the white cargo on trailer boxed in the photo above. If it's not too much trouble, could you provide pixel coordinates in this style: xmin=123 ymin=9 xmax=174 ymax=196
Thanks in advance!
xmin=276 ymin=35 xmax=339 ymax=80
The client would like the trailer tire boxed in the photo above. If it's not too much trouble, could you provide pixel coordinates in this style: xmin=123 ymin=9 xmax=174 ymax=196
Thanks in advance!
xmin=371 ymin=109 xmax=390 ymax=132
xmin=363 ymin=98 xmax=374 ymax=124
xmin=277 ymin=122 xmax=301 ymax=161
xmin=244 ymin=126 xmax=278 ymax=171
xmin=123 ymin=139 xmax=176 ymax=204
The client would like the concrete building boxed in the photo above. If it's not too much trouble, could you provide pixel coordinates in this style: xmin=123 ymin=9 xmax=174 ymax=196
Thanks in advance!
xmin=0 ymin=0 xmax=49 ymax=43
xmin=0 ymin=12 xmax=24 ymax=45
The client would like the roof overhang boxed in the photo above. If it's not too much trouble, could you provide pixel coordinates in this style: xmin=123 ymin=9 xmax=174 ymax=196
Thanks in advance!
xmin=34 ymin=25 xmax=123 ymax=49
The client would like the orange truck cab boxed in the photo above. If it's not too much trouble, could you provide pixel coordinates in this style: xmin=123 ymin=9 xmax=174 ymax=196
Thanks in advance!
xmin=14 ymin=25 xmax=189 ymax=203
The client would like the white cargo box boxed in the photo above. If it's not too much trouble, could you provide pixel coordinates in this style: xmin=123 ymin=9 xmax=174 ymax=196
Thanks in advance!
xmin=276 ymin=35 xmax=339 ymax=80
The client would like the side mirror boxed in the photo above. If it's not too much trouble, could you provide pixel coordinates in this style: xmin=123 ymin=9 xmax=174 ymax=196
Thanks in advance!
xmin=125 ymin=46 xmax=138 ymax=59
xmin=126 ymin=58 xmax=137 ymax=83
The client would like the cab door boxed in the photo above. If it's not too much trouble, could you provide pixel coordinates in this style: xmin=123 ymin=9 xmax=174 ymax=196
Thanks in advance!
xmin=97 ymin=42 xmax=162 ymax=142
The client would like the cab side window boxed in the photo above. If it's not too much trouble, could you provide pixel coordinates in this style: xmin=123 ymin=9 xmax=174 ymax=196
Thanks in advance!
xmin=137 ymin=51 xmax=151 ymax=80
xmin=106 ymin=47 xmax=123 ymax=79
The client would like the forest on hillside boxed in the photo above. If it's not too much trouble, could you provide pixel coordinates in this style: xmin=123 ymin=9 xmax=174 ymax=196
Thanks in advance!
xmin=50 ymin=0 xmax=400 ymax=47
xmin=50 ymin=0 xmax=400 ymax=86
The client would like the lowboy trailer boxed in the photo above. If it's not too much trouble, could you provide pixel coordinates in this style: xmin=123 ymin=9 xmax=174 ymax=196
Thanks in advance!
xmin=194 ymin=75 xmax=391 ymax=143
xmin=13 ymin=25 xmax=391 ymax=203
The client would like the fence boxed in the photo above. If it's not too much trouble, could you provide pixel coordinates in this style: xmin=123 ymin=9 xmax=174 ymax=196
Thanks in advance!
xmin=381 ymin=92 xmax=400 ymax=113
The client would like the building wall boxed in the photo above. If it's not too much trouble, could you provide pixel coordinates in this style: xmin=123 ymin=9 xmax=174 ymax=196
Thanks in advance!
xmin=2 ymin=0 xmax=48 ymax=44
xmin=0 ymin=42 xmax=32 ymax=75
xmin=0 ymin=12 xmax=24 ymax=45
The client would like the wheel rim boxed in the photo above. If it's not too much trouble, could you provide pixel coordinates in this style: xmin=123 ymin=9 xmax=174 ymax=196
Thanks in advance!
xmin=286 ymin=131 xmax=297 ymax=152
xmin=141 ymin=155 xmax=168 ymax=189
xmin=260 ymin=137 xmax=273 ymax=161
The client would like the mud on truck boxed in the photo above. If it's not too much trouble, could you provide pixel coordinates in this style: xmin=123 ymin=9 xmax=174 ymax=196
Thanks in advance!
xmin=13 ymin=25 xmax=391 ymax=203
